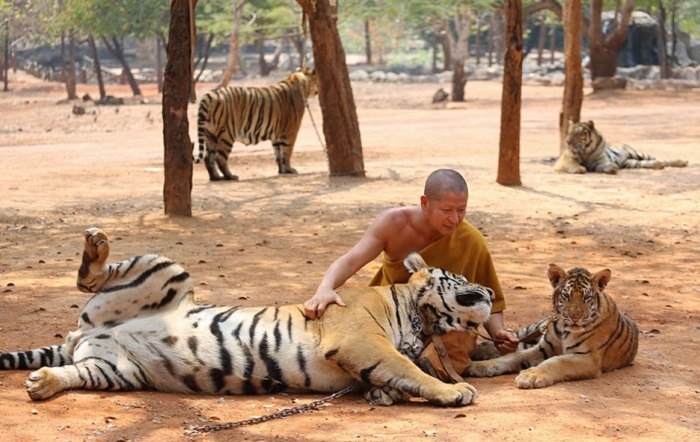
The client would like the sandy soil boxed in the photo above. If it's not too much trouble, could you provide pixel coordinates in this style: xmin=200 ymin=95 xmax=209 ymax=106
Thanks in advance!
xmin=0 ymin=70 xmax=699 ymax=441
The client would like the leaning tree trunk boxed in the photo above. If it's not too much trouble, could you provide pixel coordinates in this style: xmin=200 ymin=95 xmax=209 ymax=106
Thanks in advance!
xmin=218 ymin=0 xmax=246 ymax=88
xmin=497 ymin=0 xmax=523 ymax=186
xmin=102 ymin=37 xmax=142 ymax=96
xmin=87 ymin=35 xmax=106 ymax=100
xmin=296 ymin=0 xmax=365 ymax=177
xmin=162 ymin=0 xmax=195 ymax=217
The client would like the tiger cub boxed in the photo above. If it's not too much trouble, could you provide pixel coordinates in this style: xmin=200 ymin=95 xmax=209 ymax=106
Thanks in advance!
xmin=555 ymin=120 xmax=688 ymax=174
xmin=466 ymin=264 xmax=639 ymax=389
xmin=1 ymin=228 xmax=493 ymax=406
xmin=195 ymin=68 xmax=318 ymax=181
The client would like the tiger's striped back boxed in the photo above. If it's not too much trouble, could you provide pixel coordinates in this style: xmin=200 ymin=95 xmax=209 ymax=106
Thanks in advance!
xmin=195 ymin=68 xmax=318 ymax=181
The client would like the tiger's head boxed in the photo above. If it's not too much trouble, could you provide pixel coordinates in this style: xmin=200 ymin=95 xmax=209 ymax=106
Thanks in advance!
xmin=547 ymin=264 xmax=612 ymax=327
xmin=404 ymin=253 xmax=493 ymax=336
xmin=565 ymin=120 xmax=603 ymax=164
xmin=292 ymin=67 xmax=319 ymax=98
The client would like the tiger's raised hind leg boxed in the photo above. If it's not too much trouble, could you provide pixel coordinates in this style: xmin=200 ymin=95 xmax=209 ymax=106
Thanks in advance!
xmin=77 ymin=227 xmax=111 ymax=293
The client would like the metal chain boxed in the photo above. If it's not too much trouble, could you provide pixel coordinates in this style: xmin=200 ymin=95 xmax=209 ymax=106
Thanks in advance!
xmin=306 ymin=101 xmax=326 ymax=152
xmin=184 ymin=386 xmax=354 ymax=437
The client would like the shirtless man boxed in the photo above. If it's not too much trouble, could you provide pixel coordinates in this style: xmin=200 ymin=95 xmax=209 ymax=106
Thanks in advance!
xmin=304 ymin=169 xmax=518 ymax=377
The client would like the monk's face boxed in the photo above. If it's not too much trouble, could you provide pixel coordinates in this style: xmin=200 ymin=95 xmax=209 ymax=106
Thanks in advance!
xmin=421 ymin=191 xmax=467 ymax=236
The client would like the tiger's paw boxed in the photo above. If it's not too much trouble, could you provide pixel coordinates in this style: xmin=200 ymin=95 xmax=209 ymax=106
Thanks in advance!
xmin=26 ymin=367 xmax=66 ymax=401
xmin=464 ymin=361 xmax=504 ymax=378
xmin=427 ymin=382 xmax=478 ymax=407
xmin=364 ymin=385 xmax=407 ymax=406
xmin=515 ymin=367 xmax=555 ymax=389
xmin=83 ymin=227 xmax=110 ymax=265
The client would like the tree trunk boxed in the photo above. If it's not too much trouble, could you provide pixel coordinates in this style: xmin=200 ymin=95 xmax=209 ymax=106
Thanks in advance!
xmin=497 ymin=0 xmax=523 ymax=186
xmin=162 ymin=0 xmax=195 ymax=217
xmin=588 ymin=0 xmax=635 ymax=80
xmin=156 ymin=35 xmax=164 ymax=93
xmin=556 ymin=0 xmax=584 ymax=159
xmin=655 ymin=2 xmax=671 ymax=79
xmin=102 ymin=37 xmax=142 ymax=96
xmin=536 ymin=14 xmax=546 ymax=66
xmin=450 ymin=12 xmax=471 ymax=102
xmin=218 ymin=0 xmax=245 ymax=88
xmin=64 ymin=29 xmax=77 ymax=100
xmin=87 ymin=35 xmax=106 ymax=100
xmin=364 ymin=19 xmax=372 ymax=65
xmin=296 ymin=0 xmax=364 ymax=177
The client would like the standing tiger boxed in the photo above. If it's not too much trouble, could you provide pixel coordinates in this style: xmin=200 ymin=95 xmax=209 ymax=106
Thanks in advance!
xmin=1 ymin=228 xmax=493 ymax=406
xmin=195 ymin=68 xmax=318 ymax=181
xmin=555 ymin=120 xmax=688 ymax=174
xmin=466 ymin=264 xmax=639 ymax=389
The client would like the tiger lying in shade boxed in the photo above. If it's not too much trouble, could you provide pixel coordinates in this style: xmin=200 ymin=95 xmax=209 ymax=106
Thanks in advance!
xmin=555 ymin=120 xmax=688 ymax=174
xmin=466 ymin=264 xmax=639 ymax=388
xmin=0 ymin=228 xmax=493 ymax=406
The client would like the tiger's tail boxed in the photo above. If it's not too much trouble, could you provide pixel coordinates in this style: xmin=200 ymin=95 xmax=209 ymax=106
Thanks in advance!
xmin=194 ymin=95 xmax=210 ymax=164
xmin=0 ymin=345 xmax=72 ymax=370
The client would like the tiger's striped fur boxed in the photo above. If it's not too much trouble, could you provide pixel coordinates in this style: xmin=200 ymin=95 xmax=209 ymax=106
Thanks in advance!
xmin=194 ymin=68 xmax=318 ymax=181
xmin=466 ymin=264 xmax=639 ymax=389
xmin=555 ymin=120 xmax=688 ymax=174
xmin=2 ymin=228 xmax=493 ymax=406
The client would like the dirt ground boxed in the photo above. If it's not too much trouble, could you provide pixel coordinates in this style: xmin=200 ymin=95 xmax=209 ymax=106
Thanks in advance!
xmin=0 ymin=69 xmax=698 ymax=441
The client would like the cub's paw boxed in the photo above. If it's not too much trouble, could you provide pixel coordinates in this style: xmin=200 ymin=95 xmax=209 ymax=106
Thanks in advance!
xmin=26 ymin=367 xmax=65 ymax=401
xmin=515 ymin=367 xmax=555 ymax=389
xmin=364 ymin=385 xmax=407 ymax=406
xmin=83 ymin=227 xmax=110 ymax=263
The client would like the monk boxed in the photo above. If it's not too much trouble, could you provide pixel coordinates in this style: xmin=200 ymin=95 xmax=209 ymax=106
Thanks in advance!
xmin=304 ymin=168 xmax=518 ymax=380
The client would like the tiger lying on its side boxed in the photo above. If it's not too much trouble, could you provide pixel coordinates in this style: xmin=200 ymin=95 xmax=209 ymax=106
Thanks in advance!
xmin=195 ymin=68 xmax=318 ymax=181
xmin=0 ymin=228 xmax=494 ymax=406
xmin=466 ymin=263 xmax=639 ymax=389
xmin=555 ymin=120 xmax=688 ymax=174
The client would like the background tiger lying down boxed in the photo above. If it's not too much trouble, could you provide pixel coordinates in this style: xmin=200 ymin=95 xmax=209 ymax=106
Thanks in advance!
xmin=0 ymin=228 xmax=493 ymax=406
xmin=555 ymin=120 xmax=688 ymax=174
xmin=467 ymin=264 xmax=639 ymax=388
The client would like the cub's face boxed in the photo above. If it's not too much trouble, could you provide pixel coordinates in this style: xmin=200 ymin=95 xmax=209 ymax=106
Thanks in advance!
xmin=548 ymin=264 xmax=611 ymax=327
xmin=410 ymin=266 xmax=493 ymax=336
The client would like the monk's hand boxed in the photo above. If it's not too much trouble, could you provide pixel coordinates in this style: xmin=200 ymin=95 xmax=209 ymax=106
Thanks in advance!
xmin=303 ymin=289 xmax=346 ymax=319
xmin=493 ymin=329 xmax=519 ymax=354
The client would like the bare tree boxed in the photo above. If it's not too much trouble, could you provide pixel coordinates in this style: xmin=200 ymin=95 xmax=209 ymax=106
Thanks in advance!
xmin=295 ymin=0 xmax=364 ymax=177
xmin=497 ymin=0 xmax=523 ymax=186
xmin=162 ymin=0 xmax=196 ymax=216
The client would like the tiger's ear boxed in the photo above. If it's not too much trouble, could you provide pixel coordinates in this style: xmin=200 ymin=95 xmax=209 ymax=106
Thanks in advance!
xmin=592 ymin=268 xmax=612 ymax=290
xmin=547 ymin=264 xmax=567 ymax=288
xmin=585 ymin=120 xmax=595 ymax=129
xmin=404 ymin=253 xmax=428 ymax=274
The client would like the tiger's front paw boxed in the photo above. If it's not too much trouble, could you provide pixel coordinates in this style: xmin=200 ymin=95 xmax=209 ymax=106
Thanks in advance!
xmin=364 ymin=385 xmax=407 ymax=406
xmin=515 ymin=367 xmax=555 ymax=389
xmin=26 ymin=368 xmax=65 ymax=401
xmin=83 ymin=228 xmax=110 ymax=264
xmin=428 ymin=382 xmax=478 ymax=407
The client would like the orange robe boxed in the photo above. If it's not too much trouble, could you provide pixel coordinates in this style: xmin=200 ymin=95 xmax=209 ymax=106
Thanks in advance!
xmin=369 ymin=220 xmax=506 ymax=314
